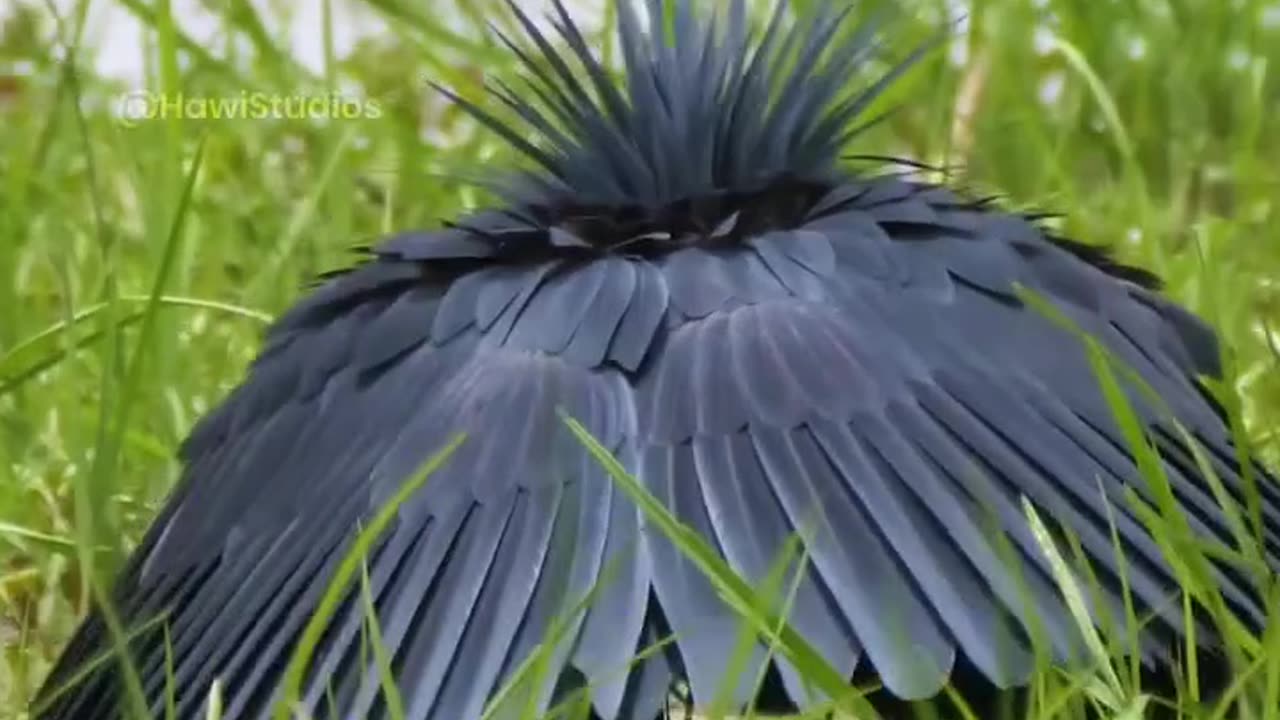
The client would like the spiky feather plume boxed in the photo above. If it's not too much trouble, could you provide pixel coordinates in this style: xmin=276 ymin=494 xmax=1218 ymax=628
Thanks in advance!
xmin=421 ymin=2 xmax=932 ymax=253
xmin=417 ymin=0 xmax=1163 ymax=289
xmin=443 ymin=0 xmax=916 ymax=205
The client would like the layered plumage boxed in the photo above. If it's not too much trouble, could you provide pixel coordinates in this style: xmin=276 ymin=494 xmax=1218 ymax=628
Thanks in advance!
xmin=37 ymin=1 xmax=1278 ymax=719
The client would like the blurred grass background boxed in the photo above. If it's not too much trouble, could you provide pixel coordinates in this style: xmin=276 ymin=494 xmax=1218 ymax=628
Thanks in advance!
xmin=0 ymin=0 xmax=1278 ymax=716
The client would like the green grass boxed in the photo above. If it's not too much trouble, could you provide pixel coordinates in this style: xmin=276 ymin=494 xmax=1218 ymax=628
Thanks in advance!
xmin=1 ymin=0 xmax=1279 ymax=717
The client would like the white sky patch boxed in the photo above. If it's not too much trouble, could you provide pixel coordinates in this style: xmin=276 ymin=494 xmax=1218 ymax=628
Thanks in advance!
xmin=1227 ymin=46 xmax=1251 ymax=71
xmin=49 ymin=0 xmax=603 ymax=84
xmin=1033 ymin=25 xmax=1056 ymax=56
xmin=1126 ymin=36 xmax=1147 ymax=61
xmin=1265 ymin=4 xmax=1280 ymax=28
xmin=945 ymin=0 xmax=972 ymax=66
xmin=1038 ymin=71 xmax=1065 ymax=106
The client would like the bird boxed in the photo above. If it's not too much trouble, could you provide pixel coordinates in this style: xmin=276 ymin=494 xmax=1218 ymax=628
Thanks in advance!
xmin=35 ymin=1 xmax=1280 ymax=719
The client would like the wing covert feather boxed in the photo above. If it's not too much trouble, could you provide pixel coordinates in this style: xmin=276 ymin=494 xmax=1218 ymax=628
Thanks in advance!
xmin=39 ymin=176 xmax=1280 ymax=720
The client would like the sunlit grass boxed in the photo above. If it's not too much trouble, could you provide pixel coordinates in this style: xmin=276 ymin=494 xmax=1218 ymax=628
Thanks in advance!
xmin=1 ymin=0 xmax=1278 ymax=717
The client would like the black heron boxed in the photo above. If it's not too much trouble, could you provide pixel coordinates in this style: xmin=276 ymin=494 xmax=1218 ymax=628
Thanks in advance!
xmin=36 ymin=1 xmax=1280 ymax=718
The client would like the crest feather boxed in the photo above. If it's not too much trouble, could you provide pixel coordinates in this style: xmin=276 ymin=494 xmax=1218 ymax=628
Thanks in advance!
xmin=442 ymin=0 xmax=928 ymax=209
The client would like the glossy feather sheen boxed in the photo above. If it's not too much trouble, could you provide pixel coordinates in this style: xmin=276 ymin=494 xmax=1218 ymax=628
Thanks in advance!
xmin=37 ymin=1 xmax=1280 ymax=719
xmin=40 ymin=180 xmax=1279 ymax=719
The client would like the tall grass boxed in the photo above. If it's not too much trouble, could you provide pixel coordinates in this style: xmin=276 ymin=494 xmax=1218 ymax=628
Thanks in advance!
xmin=1 ymin=0 xmax=1278 ymax=717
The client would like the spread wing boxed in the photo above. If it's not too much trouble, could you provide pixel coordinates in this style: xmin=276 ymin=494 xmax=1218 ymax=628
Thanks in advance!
xmin=624 ymin=179 xmax=1278 ymax=711
xmin=36 ymin=251 xmax=663 ymax=720
xmin=37 ymin=179 xmax=1279 ymax=720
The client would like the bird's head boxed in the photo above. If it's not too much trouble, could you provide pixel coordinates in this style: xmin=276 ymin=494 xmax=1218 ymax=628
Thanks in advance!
xmin=431 ymin=0 xmax=932 ymax=261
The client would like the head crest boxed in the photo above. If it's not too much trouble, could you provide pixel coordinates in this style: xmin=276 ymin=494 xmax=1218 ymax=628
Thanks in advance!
xmin=437 ymin=0 xmax=929 ymax=211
